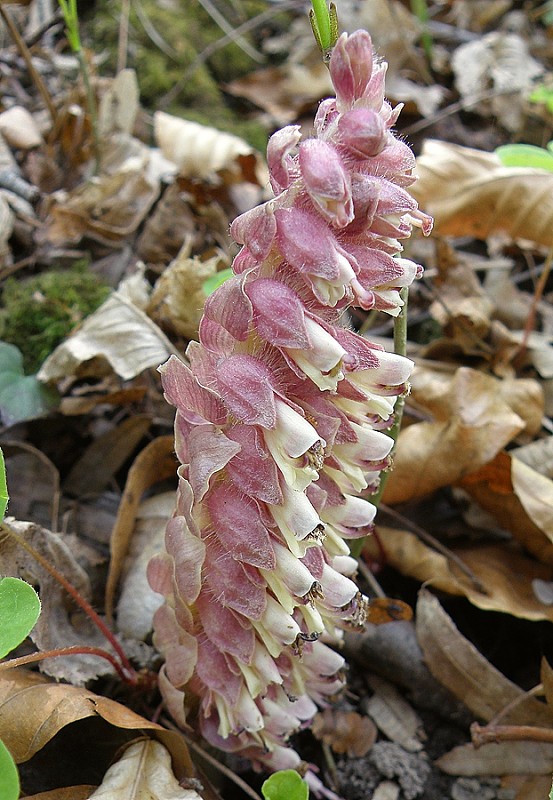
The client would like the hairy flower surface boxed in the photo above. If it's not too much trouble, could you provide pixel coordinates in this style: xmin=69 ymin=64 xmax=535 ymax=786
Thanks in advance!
xmin=148 ymin=29 xmax=431 ymax=790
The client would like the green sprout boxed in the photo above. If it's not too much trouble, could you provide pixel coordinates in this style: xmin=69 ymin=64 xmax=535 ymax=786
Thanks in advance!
xmin=309 ymin=0 xmax=339 ymax=60
xmin=262 ymin=769 xmax=309 ymax=800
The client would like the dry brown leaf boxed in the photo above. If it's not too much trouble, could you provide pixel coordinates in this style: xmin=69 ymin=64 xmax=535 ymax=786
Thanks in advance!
xmin=501 ymin=774 xmax=553 ymax=800
xmin=384 ymin=367 xmax=524 ymax=504
xmin=0 ymin=106 xmax=42 ymax=149
xmin=148 ymin=248 xmax=224 ymax=340
xmin=460 ymin=452 xmax=553 ymax=566
xmin=451 ymin=33 xmax=542 ymax=131
xmin=38 ymin=292 xmax=176 ymax=383
xmin=154 ymin=112 xmax=264 ymax=185
xmin=312 ymin=708 xmax=377 ymax=757
xmin=436 ymin=741 xmax=553 ymax=776
xmin=366 ymin=527 xmax=553 ymax=621
xmin=116 ymin=493 xmax=175 ymax=640
xmin=97 ymin=69 xmax=139 ymax=139
xmin=365 ymin=675 xmax=424 ymax=752
xmin=416 ymin=590 xmax=553 ymax=727
xmin=44 ymin=137 xmax=160 ymax=246
xmin=64 ymin=416 xmax=151 ymax=497
xmin=105 ymin=436 xmax=176 ymax=620
xmin=88 ymin=739 xmax=202 ymax=799
xmin=541 ymin=658 xmax=553 ymax=708
xmin=22 ymin=788 xmax=96 ymax=800
xmin=0 ymin=668 xmax=193 ymax=778
xmin=0 ymin=518 xmax=110 ymax=684
xmin=411 ymin=140 xmax=553 ymax=247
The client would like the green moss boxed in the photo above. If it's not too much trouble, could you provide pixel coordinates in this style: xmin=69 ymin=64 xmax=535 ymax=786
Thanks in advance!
xmin=0 ymin=263 xmax=110 ymax=373
xmin=86 ymin=0 xmax=281 ymax=149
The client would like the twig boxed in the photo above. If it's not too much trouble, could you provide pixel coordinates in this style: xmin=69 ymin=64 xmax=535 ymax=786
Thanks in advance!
xmin=471 ymin=721 xmax=553 ymax=748
xmin=195 ymin=0 xmax=264 ymax=63
xmin=512 ymin=245 xmax=553 ymax=368
xmin=0 ymin=4 xmax=57 ymax=124
xmin=485 ymin=683 xmax=544 ymax=728
xmin=0 ymin=645 xmax=130 ymax=683
xmin=117 ymin=0 xmax=131 ymax=73
xmin=378 ymin=504 xmax=488 ymax=595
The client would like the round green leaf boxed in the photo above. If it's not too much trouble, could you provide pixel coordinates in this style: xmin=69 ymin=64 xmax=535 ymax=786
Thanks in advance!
xmin=0 ymin=374 xmax=59 ymax=426
xmin=0 ymin=739 xmax=19 ymax=800
xmin=0 ymin=577 xmax=41 ymax=659
xmin=0 ymin=342 xmax=23 ymax=375
xmin=262 ymin=770 xmax=309 ymax=800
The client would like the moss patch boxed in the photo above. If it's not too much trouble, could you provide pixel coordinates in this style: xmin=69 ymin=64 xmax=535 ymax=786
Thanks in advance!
xmin=0 ymin=264 xmax=110 ymax=373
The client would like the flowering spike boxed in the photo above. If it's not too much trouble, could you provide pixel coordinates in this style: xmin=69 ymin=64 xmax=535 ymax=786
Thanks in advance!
xmin=149 ymin=28 xmax=431 ymax=786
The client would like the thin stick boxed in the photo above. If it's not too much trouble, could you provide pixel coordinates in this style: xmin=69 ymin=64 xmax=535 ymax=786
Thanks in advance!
xmin=0 ymin=4 xmax=57 ymax=124
xmin=1 ymin=522 xmax=137 ymax=683
xmin=471 ymin=721 xmax=553 ymax=748
xmin=0 ymin=645 xmax=130 ymax=682
xmin=513 ymin=245 xmax=553 ymax=367
xmin=117 ymin=0 xmax=131 ymax=73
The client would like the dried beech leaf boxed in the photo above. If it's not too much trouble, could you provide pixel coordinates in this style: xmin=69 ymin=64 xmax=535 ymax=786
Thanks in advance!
xmin=148 ymin=249 xmax=224 ymax=340
xmin=154 ymin=112 xmax=264 ymax=184
xmin=452 ymin=33 xmax=542 ymax=131
xmin=22 ymin=788 xmax=96 ymax=800
xmin=37 ymin=292 xmax=176 ymax=383
xmin=367 ymin=527 xmax=553 ymax=621
xmin=105 ymin=437 xmax=176 ymax=620
xmin=412 ymin=140 xmax=553 ymax=247
xmin=116 ymin=493 xmax=175 ymax=639
xmin=436 ymin=741 xmax=553 ymax=776
xmin=312 ymin=708 xmax=377 ymax=757
xmin=384 ymin=367 xmax=524 ymax=504
xmin=416 ymin=590 xmax=553 ymax=727
xmin=0 ymin=519 xmax=109 ymax=684
xmin=365 ymin=675 xmax=424 ymax=752
xmin=460 ymin=453 xmax=553 ymax=566
xmin=88 ymin=739 xmax=202 ymax=799
xmin=0 ymin=668 xmax=194 ymax=777
xmin=501 ymin=774 xmax=553 ymax=800
xmin=44 ymin=137 xmax=160 ymax=246
xmin=541 ymin=658 xmax=553 ymax=708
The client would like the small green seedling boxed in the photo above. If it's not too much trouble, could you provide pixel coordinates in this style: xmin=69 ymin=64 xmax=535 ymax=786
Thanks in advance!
xmin=202 ymin=268 xmax=234 ymax=297
xmin=495 ymin=142 xmax=553 ymax=173
xmin=529 ymin=83 xmax=553 ymax=115
xmin=261 ymin=769 xmax=309 ymax=800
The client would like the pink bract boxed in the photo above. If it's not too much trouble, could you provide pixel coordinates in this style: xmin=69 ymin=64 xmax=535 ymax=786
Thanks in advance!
xmin=149 ymin=28 xmax=432 ymax=787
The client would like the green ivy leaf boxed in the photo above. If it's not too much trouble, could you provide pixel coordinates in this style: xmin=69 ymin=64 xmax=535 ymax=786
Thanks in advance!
xmin=495 ymin=143 xmax=553 ymax=173
xmin=0 ymin=374 xmax=59 ymax=426
xmin=0 ymin=740 xmax=19 ymax=800
xmin=261 ymin=770 xmax=309 ymax=800
xmin=0 ymin=576 xmax=41 ymax=659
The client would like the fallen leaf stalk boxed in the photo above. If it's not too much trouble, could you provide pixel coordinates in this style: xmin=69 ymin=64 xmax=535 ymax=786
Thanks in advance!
xmin=148 ymin=29 xmax=432 ymax=789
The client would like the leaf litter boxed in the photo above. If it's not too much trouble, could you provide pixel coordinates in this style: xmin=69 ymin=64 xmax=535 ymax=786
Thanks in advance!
xmin=0 ymin=1 xmax=553 ymax=799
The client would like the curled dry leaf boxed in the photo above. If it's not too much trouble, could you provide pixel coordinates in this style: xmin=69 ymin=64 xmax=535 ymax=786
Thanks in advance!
xmin=105 ymin=436 xmax=176 ymax=621
xmin=312 ymin=708 xmax=377 ymax=757
xmin=21 ymin=788 xmax=96 ymax=800
xmin=37 ymin=292 xmax=176 ymax=383
xmin=154 ymin=111 xmax=264 ymax=185
xmin=452 ymin=33 xmax=543 ymax=131
xmin=415 ymin=589 xmax=553 ymax=727
xmin=0 ymin=668 xmax=194 ymax=778
xmin=364 ymin=675 xmax=424 ymax=753
xmin=384 ymin=367 xmax=525 ymax=504
xmin=43 ymin=136 xmax=160 ymax=246
xmin=0 ymin=518 xmax=110 ymax=684
xmin=366 ymin=526 xmax=553 ymax=622
xmin=148 ymin=247 xmax=224 ymax=340
xmin=460 ymin=452 xmax=553 ymax=566
xmin=88 ymin=739 xmax=202 ymax=800
xmin=411 ymin=140 xmax=553 ymax=247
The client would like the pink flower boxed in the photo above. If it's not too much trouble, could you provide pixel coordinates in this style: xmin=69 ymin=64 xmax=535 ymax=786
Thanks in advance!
xmin=149 ymin=28 xmax=431 ymax=785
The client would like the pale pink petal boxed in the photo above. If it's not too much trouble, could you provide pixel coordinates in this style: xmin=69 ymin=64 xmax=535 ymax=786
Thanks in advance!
xmin=217 ymin=354 xmax=277 ymax=428
xmin=188 ymin=425 xmax=241 ymax=501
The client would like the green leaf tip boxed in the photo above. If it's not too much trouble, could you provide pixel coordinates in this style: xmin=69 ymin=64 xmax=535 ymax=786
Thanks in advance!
xmin=0 ymin=740 xmax=20 ymax=800
xmin=0 ymin=576 xmax=41 ymax=659
xmin=309 ymin=0 xmax=339 ymax=60
xmin=261 ymin=769 xmax=309 ymax=800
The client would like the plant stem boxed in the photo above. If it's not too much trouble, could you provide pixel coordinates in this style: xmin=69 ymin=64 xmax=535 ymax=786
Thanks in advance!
xmin=471 ymin=721 xmax=553 ymax=747
xmin=1 ymin=523 xmax=137 ymax=683
xmin=0 ymin=645 xmax=132 ymax=683
xmin=350 ymin=287 xmax=410 ymax=560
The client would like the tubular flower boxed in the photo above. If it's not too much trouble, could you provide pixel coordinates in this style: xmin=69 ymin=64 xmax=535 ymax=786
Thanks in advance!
xmin=148 ymin=29 xmax=432 ymax=790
